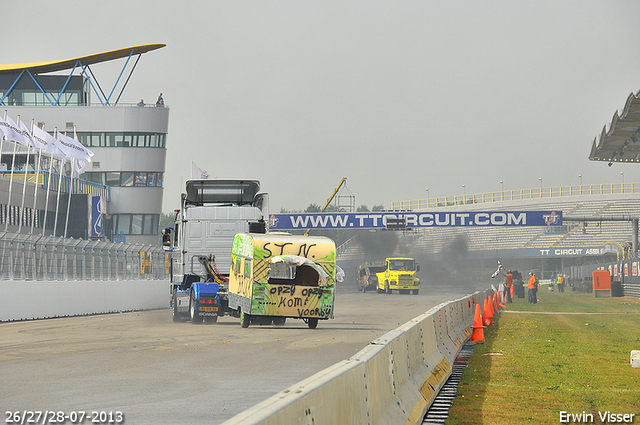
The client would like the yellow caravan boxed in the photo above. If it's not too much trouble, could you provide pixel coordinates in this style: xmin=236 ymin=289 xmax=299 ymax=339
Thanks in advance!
xmin=228 ymin=232 xmax=337 ymax=329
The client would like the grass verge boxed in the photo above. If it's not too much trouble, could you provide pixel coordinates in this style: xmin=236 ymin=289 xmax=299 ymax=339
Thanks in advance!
xmin=446 ymin=289 xmax=640 ymax=424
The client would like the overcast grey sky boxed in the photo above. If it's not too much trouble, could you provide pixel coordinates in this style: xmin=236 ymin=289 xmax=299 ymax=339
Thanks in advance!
xmin=4 ymin=1 xmax=640 ymax=213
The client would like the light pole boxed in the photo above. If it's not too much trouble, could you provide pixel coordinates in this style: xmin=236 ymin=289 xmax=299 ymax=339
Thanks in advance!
xmin=500 ymin=180 xmax=504 ymax=191
xmin=539 ymin=177 xmax=542 ymax=197
xmin=578 ymin=174 xmax=583 ymax=195
xmin=462 ymin=184 xmax=466 ymax=204
xmin=621 ymin=171 xmax=625 ymax=193
xmin=500 ymin=180 xmax=504 ymax=201
xmin=425 ymin=188 xmax=430 ymax=208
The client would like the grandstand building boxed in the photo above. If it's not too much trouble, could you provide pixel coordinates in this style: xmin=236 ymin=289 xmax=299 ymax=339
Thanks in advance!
xmin=389 ymin=187 xmax=640 ymax=262
xmin=0 ymin=45 xmax=167 ymax=245
xmin=337 ymin=184 xmax=640 ymax=297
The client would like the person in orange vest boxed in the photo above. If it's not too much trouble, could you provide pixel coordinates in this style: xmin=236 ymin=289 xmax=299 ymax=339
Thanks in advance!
xmin=528 ymin=271 xmax=539 ymax=304
xmin=499 ymin=269 xmax=513 ymax=303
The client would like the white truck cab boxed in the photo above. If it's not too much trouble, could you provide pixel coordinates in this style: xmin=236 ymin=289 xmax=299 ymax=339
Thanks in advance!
xmin=164 ymin=179 xmax=268 ymax=323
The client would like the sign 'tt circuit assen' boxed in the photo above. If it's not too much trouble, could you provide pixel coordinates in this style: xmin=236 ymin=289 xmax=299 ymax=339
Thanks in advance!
xmin=268 ymin=211 xmax=562 ymax=230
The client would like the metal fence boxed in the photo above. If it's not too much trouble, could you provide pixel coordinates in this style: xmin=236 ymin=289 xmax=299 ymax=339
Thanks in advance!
xmin=392 ymin=182 xmax=640 ymax=211
xmin=0 ymin=231 xmax=167 ymax=281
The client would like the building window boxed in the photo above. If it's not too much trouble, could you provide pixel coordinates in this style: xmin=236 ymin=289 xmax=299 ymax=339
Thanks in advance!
xmin=84 ymin=172 xmax=163 ymax=188
xmin=131 ymin=214 xmax=144 ymax=234
xmin=106 ymin=172 xmax=120 ymax=186
xmin=115 ymin=214 xmax=131 ymax=234
xmin=82 ymin=171 xmax=164 ymax=187
xmin=77 ymin=132 xmax=166 ymax=148
xmin=112 ymin=213 xmax=160 ymax=235
xmin=121 ymin=172 xmax=134 ymax=187
xmin=134 ymin=172 xmax=147 ymax=186
xmin=143 ymin=214 xmax=157 ymax=235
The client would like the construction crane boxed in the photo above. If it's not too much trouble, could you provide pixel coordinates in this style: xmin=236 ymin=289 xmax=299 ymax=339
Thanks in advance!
xmin=304 ymin=177 xmax=350 ymax=236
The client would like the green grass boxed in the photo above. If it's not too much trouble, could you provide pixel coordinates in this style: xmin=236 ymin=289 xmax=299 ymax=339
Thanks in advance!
xmin=446 ymin=290 xmax=640 ymax=424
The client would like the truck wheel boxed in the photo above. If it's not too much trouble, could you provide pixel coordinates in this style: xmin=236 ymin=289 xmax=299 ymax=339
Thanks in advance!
xmin=190 ymin=295 xmax=202 ymax=324
xmin=412 ymin=289 xmax=419 ymax=295
xmin=307 ymin=318 xmax=318 ymax=329
xmin=273 ymin=317 xmax=286 ymax=326
xmin=240 ymin=311 xmax=251 ymax=328
xmin=172 ymin=288 xmax=181 ymax=322
xmin=386 ymin=282 xmax=392 ymax=294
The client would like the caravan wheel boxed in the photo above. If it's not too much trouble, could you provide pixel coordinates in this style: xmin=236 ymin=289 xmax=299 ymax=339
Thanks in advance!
xmin=240 ymin=311 xmax=251 ymax=328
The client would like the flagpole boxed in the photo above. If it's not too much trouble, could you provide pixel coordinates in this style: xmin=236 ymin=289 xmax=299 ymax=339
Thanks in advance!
xmin=53 ymin=127 xmax=63 ymax=238
xmin=63 ymin=155 xmax=75 ymax=238
xmin=0 ymin=111 xmax=5 ymax=228
xmin=4 ymin=114 xmax=20 ymax=231
xmin=17 ymin=116 xmax=32 ymax=233
xmin=30 ymin=119 xmax=43 ymax=234
xmin=41 ymin=139 xmax=55 ymax=236
xmin=30 ymin=146 xmax=43 ymax=234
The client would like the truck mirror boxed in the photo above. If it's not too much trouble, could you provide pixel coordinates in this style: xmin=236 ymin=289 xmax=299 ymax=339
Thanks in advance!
xmin=416 ymin=264 xmax=420 ymax=272
xmin=162 ymin=228 xmax=172 ymax=249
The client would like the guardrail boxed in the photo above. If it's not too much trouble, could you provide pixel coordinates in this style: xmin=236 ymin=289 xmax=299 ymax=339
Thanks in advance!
xmin=222 ymin=289 xmax=492 ymax=425
xmin=392 ymin=182 xmax=639 ymax=211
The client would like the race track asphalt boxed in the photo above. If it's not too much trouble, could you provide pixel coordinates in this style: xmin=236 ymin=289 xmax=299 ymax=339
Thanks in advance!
xmin=0 ymin=281 xmax=485 ymax=425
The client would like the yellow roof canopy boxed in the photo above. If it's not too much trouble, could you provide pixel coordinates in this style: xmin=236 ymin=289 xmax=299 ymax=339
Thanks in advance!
xmin=0 ymin=44 xmax=165 ymax=75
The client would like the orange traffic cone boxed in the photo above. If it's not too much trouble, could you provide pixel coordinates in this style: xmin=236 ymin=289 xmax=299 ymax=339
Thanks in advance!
xmin=497 ymin=291 xmax=507 ymax=309
xmin=469 ymin=303 xmax=486 ymax=342
xmin=483 ymin=297 xmax=494 ymax=326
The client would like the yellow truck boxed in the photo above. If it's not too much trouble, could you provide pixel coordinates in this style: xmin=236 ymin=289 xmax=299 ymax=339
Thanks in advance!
xmin=376 ymin=257 xmax=420 ymax=295
xmin=227 ymin=232 xmax=338 ymax=329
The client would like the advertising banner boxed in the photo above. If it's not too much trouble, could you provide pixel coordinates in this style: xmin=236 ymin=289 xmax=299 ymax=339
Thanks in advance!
xmin=268 ymin=210 xmax=562 ymax=230
xmin=90 ymin=196 xmax=105 ymax=238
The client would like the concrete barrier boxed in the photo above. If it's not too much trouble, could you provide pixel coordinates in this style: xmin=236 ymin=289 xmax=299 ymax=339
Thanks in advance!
xmin=0 ymin=279 xmax=169 ymax=321
xmin=222 ymin=289 xmax=492 ymax=425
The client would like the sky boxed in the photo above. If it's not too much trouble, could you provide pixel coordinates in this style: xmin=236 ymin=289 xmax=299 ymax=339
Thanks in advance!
xmin=3 ymin=1 xmax=640 ymax=214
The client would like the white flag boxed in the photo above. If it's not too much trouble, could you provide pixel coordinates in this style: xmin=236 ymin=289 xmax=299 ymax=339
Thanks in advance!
xmin=191 ymin=160 xmax=210 ymax=179
xmin=73 ymin=159 xmax=89 ymax=178
xmin=19 ymin=121 xmax=44 ymax=150
xmin=56 ymin=130 xmax=94 ymax=162
xmin=0 ymin=115 xmax=29 ymax=145
xmin=32 ymin=125 xmax=67 ymax=158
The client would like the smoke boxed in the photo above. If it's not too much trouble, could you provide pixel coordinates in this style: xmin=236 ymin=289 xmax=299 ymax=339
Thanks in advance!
xmin=444 ymin=234 xmax=469 ymax=264
xmin=355 ymin=230 xmax=398 ymax=261
xmin=412 ymin=233 xmax=487 ymax=291
xmin=350 ymin=231 xmax=488 ymax=292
